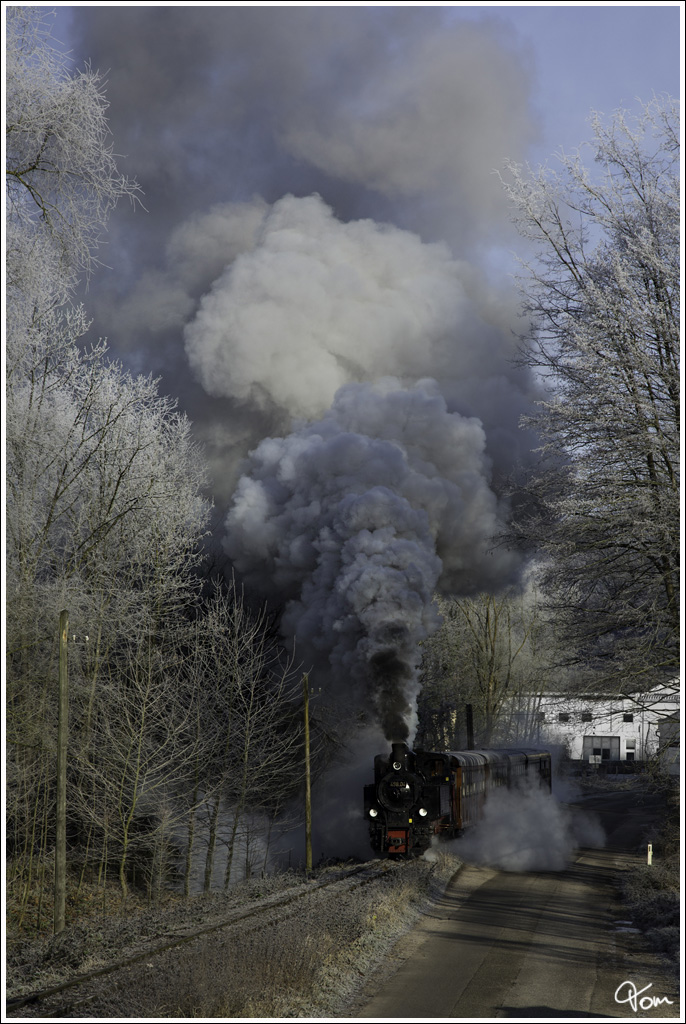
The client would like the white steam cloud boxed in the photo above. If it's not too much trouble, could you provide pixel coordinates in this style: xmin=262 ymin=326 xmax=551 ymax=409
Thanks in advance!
xmin=448 ymin=783 xmax=605 ymax=872
xmin=184 ymin=193 xmax=473 ymax=421
xmin=225 ymin=378 xmax=517 ymax=740
xmin=115 ymin=193 xmax=537 ymax=510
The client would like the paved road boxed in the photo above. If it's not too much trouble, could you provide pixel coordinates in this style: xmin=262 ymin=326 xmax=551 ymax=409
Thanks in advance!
xmin=358 ymin=786 xmax=679 ymax=1019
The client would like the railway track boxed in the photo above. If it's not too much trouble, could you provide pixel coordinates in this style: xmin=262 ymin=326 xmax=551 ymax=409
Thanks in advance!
xmin=6 ymin=860 xmax=399 ymax=1018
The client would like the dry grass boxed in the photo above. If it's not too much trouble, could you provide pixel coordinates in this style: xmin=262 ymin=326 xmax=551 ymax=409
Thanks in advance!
xmin=150 ymin=857 xmax=458 ymax=1018
xmin=6 ymin=866 xmax=307 ymax=1005
xmin=6 ymin=856 xmax=460 ymax=1018
xmin=621 ymin=784 xmax=680 ymax=966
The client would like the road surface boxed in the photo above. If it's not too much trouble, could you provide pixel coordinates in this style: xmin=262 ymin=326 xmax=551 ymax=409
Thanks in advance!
xmin=357 ymin=785 xmax=679 ymax=1019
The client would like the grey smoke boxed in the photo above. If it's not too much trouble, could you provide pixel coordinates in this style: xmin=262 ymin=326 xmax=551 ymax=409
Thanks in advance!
xmin=225 ymin=378 xmax=518 ymax=740
xmin=70 ymin=7 xmax=536 ymax=258
xmin=61 ymin=9 xmax=545 ymax=739
xmin=189 ymin=194 xmax=531 ymax=738
xmin=62 ymin=8 xmax=542 ymax=509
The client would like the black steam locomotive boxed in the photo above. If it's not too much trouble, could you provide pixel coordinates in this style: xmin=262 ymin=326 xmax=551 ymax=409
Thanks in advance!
xmin=364 ymin=741 xmax=552 ymax=857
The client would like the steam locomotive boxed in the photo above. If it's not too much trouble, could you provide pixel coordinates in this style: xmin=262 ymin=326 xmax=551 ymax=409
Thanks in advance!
xmin=364 ymin=741 xmax=552 ymax=857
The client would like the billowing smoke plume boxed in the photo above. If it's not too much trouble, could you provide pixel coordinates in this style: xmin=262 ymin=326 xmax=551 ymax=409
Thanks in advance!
xmin=176 ymin=194 xmax=531 ymax=739
xmin=173 ymin=193 xmax=538 ymax=507
xmin=225 ymin=378 xmax=517 ymax=740
xmin=64 ymin=10 xmax=542 ymax=740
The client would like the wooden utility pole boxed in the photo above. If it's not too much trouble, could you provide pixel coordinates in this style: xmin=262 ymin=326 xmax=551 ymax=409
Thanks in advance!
xmin=55 ymin=610 xmax=69 ymax=934
xmin=303 ymin=673 xmax=312 ymax=873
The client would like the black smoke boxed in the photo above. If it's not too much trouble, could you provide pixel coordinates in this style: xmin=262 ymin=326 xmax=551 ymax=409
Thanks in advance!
xmin=224 ymin=378 xmax=520 ymax=739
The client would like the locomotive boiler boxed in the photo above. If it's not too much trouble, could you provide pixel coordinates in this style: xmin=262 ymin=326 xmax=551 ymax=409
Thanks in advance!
xmin=364 ymin=741 xmax=552 ymax=857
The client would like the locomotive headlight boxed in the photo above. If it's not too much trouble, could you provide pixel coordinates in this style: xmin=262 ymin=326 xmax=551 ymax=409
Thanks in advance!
xmin=418 ymin=807 xmax=428 ymax=817
xmin=392 ymin=761 xmax=402 ymax=771
xmin=369 ymin=808 xmax=378 ymax=818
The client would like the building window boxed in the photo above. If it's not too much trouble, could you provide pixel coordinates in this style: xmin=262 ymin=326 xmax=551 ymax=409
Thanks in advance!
xmin=558 ymin=713 xmax=570 ymax=723
xmin=581 ymin=712 xmax=592 ymax=722
xmin=623 ymin=713 xmax=634 ymax=723
xmin=583 ymin=736 xmax=620 ymax=761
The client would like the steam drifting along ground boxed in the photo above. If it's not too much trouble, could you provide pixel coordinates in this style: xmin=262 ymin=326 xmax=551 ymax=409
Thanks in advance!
xmin=442 ymin=779 xmax=606 ymax=872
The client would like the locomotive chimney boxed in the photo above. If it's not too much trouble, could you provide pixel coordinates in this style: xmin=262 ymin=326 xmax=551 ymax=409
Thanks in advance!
xmin=391 ymin=741 xmax=410 ymax=769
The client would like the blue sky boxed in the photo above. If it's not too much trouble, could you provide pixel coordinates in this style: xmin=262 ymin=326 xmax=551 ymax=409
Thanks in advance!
xmin=448 ymin=3 xmax=681 ymax=159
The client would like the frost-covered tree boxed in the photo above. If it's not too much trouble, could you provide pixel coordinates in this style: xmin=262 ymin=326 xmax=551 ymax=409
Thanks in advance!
xmin=418 ymin=586 xmax=548 ymax=748
xmin=5 ymin=2 xmax=209 ymax=733
xmin=504 ymin=98 xmax=679 ymax=688
xmin=6 ymin=328 xmax=209 ymax=605
xmin=179 ymin=585 xmax=303 ymax=894
xmin=5 ymin=8 xmax=214 ymax=912
xmin=6 ymin=5 xmax=139 ymax=308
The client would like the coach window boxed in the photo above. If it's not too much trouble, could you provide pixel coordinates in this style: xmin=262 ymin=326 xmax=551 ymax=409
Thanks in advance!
xmin=581 ymin=712 xmax=593 ymax=722
xmin=623 ymin=713 xmax=634 ymax=723
xmin=558 ymin=713 xmax=570 ymax=723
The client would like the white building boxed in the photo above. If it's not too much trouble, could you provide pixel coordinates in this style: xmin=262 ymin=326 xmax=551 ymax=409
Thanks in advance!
xmin=656 ymin=712 xmax=680 ymax=777
xmin=510 ymin=684 xmax=679 ymax=764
